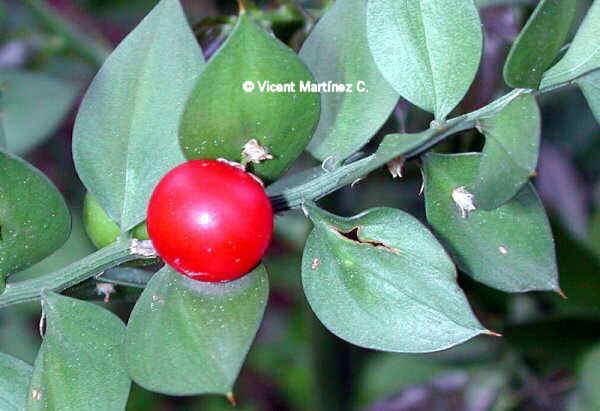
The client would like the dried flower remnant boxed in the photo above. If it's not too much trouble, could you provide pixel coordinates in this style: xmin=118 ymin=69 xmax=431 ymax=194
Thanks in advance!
xmin=242 ymin=139 xmax=274 ymax=165
xmin=387 ymin=157 xmax=405 ymax=178
xmin=452 ymin=186 xmax=476 ymax=218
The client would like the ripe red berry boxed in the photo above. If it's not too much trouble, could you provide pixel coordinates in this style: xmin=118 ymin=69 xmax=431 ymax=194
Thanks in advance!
xmin=147 ymin=159 xmax=273 ymax=282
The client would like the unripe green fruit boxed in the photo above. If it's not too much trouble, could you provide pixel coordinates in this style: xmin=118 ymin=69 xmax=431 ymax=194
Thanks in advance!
xmin=83 ymin=192 xmax=149 ymax=248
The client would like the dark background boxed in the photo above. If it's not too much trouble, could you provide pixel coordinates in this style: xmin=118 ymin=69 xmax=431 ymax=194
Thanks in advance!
xmin=1 ymin=0 xmax=599 ymax=410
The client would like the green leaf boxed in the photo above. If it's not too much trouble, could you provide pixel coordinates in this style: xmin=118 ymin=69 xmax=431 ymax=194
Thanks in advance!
xmin=301 ymin=202 xmax=487 ymax=353
xmin=0 ymin=352 xmax=32 ymax=410
xmin=179 ymin=12 xmax=320 ymax=183
xmin=576 ymin=70 xmax=600 ymax=124
xmin=124 ymin=265 xmax=268 ymax=396
xmin=470 ymin=93 xmax=541 ymax=210
xmin=366 ymin=0 xmax=482 ymax=120
xmin=503 ymin=0 xmax=577 ymax=89
xmin=72 ymin=0 xmax=204 ymax=232
xmin=422 ymin=153 xmax=559 ymax=293
xmin=298 ymin=0 xmax=399 ymax=162
xmin=541 ymin=1 xmax=600 ymax=88
xmin=0 ymin=151 xmax=71 ymax=280
xmin=0 ymin=71 xmax=78 ymax=155
xmin=27 ymin=291 xmax=131 ymax=411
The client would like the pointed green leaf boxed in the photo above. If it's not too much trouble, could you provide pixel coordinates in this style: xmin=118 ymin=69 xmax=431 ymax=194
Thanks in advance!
xmin=0 ymin=71 xmax=78 ymax=155
xmin=124 ymin=265 xmax=268 ymax=396
xmin=27 ymin=292 xmax=131 ymax=411
xmin=423 ymin=153 xmax=559 ymax=293
xmin=0 ymin=352 xmax=32 ymax=410
xmin=503 ymin=0 xmax=576 ymax=89
xmin=541 ymin=1 xmax=600 ymax=88
xmin=299 ymin=0 xmax=399 ymax=162
xmin=366 ymin=0 xmax=482 ymax=120
xmin=179 ymin=12 xmax=320 ymax=182
xmin=73 ymin=0 xmax=204 ymax=232
xmin=0 ymin=151 xmax=71 ymax=279
xmin=576 ymin=70 xmax=600 ymax=124
xmin=301 ymin=202 xmax=486 ymax=353
xmin=470 ymin=94 xmax=541 ymax=210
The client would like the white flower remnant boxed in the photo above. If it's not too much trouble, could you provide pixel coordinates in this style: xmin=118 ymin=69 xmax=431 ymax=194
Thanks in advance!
xmin=242 ymin=139 xmax=273 ymax=165
xmin=452 ymin=186 xmax=476 ymax=218
xmin=387 ymin=157 xmax=405 ymax=178
xmin=96 ymin=282 xmax=116 ymax=303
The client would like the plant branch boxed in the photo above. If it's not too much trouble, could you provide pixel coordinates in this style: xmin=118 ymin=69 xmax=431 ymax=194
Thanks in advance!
xmin=269 ymin=88 xmax=530 ymax=212
xmin=0 ymin=239 xmax=156 ymax=308
xmin=269 ymin=62 xmax=600 ymax=213
xmin=24 ymin=0 xmax=111 ymax=68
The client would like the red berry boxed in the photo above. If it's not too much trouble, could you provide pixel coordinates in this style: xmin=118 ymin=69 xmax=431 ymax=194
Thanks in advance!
xmin=147 ymin=159 xmax=273 ymax=282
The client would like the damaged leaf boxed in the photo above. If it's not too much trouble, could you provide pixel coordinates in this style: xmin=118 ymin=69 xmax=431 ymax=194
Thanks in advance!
xmin=301 ymin=201 xmax=487 ymax=353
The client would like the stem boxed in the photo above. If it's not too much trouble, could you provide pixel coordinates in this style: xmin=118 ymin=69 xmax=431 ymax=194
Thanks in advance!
xmin=24 ymin=0 xmax=111 ymax=68
xmin=270 ymin=88 xmax=530 ymax=212
xmin=0 ymin=239 xmax=155 ymax=308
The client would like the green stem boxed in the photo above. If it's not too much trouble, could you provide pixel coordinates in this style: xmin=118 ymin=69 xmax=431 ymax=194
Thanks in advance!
xmin=270 ymin=88 xmax=530 ymax=212
xmin=0 ymin=239 xmax=155 ymax=308
xmin=24 ymin=0 xmax=111 ymax=68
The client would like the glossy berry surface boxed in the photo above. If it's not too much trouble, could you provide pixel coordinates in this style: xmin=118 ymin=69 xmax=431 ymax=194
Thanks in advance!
xmin=147 ymin=159 xmax=273 ymax=282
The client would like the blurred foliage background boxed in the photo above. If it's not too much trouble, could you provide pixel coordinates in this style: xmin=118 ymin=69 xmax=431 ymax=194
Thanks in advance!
xmin=1 ymin=0 xmax=599 ymax=410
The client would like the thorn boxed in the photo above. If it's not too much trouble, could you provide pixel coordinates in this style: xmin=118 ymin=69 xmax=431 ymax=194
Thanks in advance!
xmin=483 ymin=329 xmax=502 ymax=338
xmin=226 ymin=391 xmax=237 ymax=406
xmin=556 ymin=288 xmax=568 ymax=299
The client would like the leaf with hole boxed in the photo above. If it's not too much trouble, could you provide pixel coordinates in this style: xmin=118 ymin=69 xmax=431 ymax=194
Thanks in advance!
xmin=0 ymin=352 xmax=32 ymax=410
xmin=179 ymin=12 xmax=320 ymax=182
xmin=0 ymin=71 xmax=78 ymax=155
xmin=72 ymin=0 xmax=204 ymax=232
xmin=576 ymin=70 xmax=600 ymax=124
xmin=299 ymin=0 xmax=399 ymax=162
xmin=423 ymin=152 xmax=559 ymax=293
xmin=301 ymin=201 xmax=487 ymax=353
xmin=27 ymin=291 xmax=131 ymax=411
xmin=366 ymin=0 xmax=482 ymax=120
xmin=124 ymin=265 xmax=268 ymax=396
xmin=469 ymin=93 xmax=541 ymax=210
xmin=541 ymin=1 xmax=600 ymax=88
xmin=503 ymin=0 xmax=576 ymax=89
xmin=0 ymin=151 xmax=71 ymax=281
